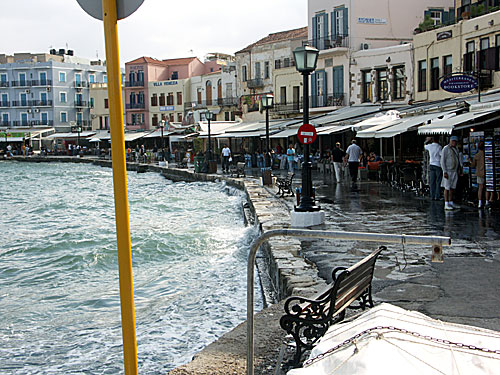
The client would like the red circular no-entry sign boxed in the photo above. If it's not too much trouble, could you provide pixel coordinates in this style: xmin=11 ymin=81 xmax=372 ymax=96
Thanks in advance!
xmin=297 ymin=123 xmax=317 ymax=145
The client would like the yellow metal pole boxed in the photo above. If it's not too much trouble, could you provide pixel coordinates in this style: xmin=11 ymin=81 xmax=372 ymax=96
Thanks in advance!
xmin=102 ymin=1 xmax=138 ymax=374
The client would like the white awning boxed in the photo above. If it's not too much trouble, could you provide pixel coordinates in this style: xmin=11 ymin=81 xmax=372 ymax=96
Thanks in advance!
xmin=124 ymin=131 xmax=153 ymax=142
xmin=351 ymin=110 xmax=401 ymax=131
xmin=216 ymin=130 xmax=266 ymax=138
xmin=356 ymin=119 xmax=402 ymax=138
xmin=418 ymin=110 xmax=494 ymax=135
xmin=375 ymin=112 xmax=455 ymax=138
xmin=144 ymin=129 xmax=175 ymax=138
xmin=45 ymin=131 xmax=96 ymax=139
xmin=311 ymin=106 xmax=382 ymax=126
xmin=270 ymin=127 xmax=300 ymax=138
xmin=317 ymin=124 xmax=352 ymax=135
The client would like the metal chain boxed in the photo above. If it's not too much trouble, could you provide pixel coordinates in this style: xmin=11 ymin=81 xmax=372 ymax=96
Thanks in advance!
xmin=303 ymin=325 xmax=500 ymax=367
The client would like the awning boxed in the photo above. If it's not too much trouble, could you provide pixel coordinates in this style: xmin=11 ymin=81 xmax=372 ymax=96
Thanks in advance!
xmin=311 ymin=106 xmax=382 ymax=126
xmin=375 ymin=112 xmax=454 ymax=138
xmin=317 ymin=124 xmax=352 ymax=135
xmin=45 ymin=131 xmax=96 ymax=139
xmin=216 ymin=130 xmax=266 ymax=138
xmin=351 ymin=110 xmax=401 ymax=131
xmin=356 ymin=119 xmax=403 ymax=138
xmin=124 ymin=131 xmax=153 ymax=142
xmin=270 ymin=127 xmax=300 ymax=138
xmin=144 ymin=129 xmax=175 ymax=138
xmin=418 ymin=110 xmax=495 ymax=134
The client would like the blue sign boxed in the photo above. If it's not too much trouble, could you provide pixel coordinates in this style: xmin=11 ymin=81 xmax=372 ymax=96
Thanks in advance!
xmin=441 ymin=75 xmax=478 ymax=93
xmin=160 ymin=106 xmax=175 ymax=111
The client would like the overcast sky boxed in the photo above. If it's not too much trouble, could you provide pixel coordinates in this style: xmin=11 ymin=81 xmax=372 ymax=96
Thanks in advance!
xmin=2 ymin=0 xmax=307 ymax=64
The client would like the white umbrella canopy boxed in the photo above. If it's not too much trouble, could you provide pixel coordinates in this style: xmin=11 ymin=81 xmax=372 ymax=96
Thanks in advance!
xmin=288 ymin=303 xmax=500 ymax=375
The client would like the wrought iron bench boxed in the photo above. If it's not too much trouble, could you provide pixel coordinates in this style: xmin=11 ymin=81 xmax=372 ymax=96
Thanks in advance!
xmin=280 ymin=246 xmax=385 ymax=365
xmin=276 ymin=173 xmax=295 ymax=197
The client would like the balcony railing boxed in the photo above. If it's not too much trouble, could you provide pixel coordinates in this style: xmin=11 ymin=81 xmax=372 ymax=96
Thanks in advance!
xmin=246 ymin=78 xmax=264 ymax=89
xmin=29 ymin=120 xmax=54 ymax=126
xmin=126 ymin=103 xmax=146 ymax=110
xmin=1 ymin=121 xmax=10 ymax=126
xmin=11 ymin=80 xmax=30 ymax=87
xmin=304 ymin=34 xmax=349 ymax=51
xmin=75 ymin=100 xmax=89 ymax=108
xmin=74 ymin=81 xmax=88 ymax=88
xmin=311 ymin=93 xmax=346 ymax=108
xmin=0 ymin=101 xmax=10 ymax=107
xmin=12 ymin=100 xmax=30 ymax=107
xmin=271 ymin=101 xmax=302 ymax=114
xmin=125 ymin=81 xmax=145 ymax=87
xmin=184 ymin=97 xmax=239 ymax=109
xmin=12 ymin=121 xmax=29 ymax=126
xmin=0 ymin=82 xmax=9 ymax=88
xmin=34 ymin=100 xmax=53 ymax=106
xmin=76 ymin=120 xmax=90 ymax=126
xmin=31 ymin=79 xmax=52 ymax=86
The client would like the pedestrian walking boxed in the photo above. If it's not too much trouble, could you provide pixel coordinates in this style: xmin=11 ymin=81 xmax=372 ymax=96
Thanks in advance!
xmin=221 ymin=144 xmax=231 ymax=173
xmin=470 ymin=141 xmax=486 ymax=208
xmin=441 ymin=136 xmax=461 ymax=210
xmin=345 ymin=139 xmax=363 ymax=188
xmin=331 ymin=142 xmax=345 ymax=183
xmin=286 ymin=144 xmax=295 ymax=173
xmin=424 ymin=137 xmax=443 ymax=200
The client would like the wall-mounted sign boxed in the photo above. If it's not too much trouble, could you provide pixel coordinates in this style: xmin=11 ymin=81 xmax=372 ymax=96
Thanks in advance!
xmin=153 ymin=81 xmax=178 ymax=87
xmin=441 ymin=74 xmax=478 ymax=93
xmin=160 ymin=106 xmax=175 ymax=111
xmin=437 ymin=30 xmax=453 ymax=41
xmin=358 ymin=17 xmax=387 ymax=25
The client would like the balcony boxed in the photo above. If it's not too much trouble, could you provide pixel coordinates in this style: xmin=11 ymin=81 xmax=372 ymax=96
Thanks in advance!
xmin=29 ymin=120 xmax=54 ymax=126
xmin=75 ymin=100 xmax=89 ymax=108
xmin=1 ymin=121 xmax=10 ymax=126
xmin=76 ymin=120 xmax=90 ymax=127
xmin=12 ymin=121 xmax=29 ymax=126
xmin=271 ymin=101 xmax=302 ymax=114
xmin=0 ymin=82 xmax=9 ymax=88
xmin=31 ymin=79 xmax=52 ymax=86
xmin=126 ymin=103 xmax=146 ymax=110
xmin=246 ymin=78 xmax=264 ymax=89
xmin=125 ymin=81 xmax=145 ymax=87
xmin=11 ymin=80 xmax=30 ymax=87
xmin=74 ymin=81 xmax=88 ymax=88
xmin=304 ymin=34 xmax=349 ymax=51
xmin=0 ymin=101 xmax=9 ymax=108
xmin=34 ymin=100 xmax=53 ymax=106
xmin=12 ymin=100 xmax=30 ymax=107
xmin=311 ymin=93 xmax=345 ymax=108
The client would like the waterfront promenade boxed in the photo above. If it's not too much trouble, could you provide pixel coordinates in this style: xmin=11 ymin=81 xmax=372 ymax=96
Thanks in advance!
xmin=5 ymin=156 xmax=500 ymax=374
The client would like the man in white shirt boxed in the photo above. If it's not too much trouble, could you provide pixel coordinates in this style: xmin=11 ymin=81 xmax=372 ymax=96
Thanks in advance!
xmin=221 ymin=144 xmax=231 ymax=173
xmin=424 ymin=137 xmax=443 ymax=200
xmin=345 ymin=139 xmax=363 ymax=187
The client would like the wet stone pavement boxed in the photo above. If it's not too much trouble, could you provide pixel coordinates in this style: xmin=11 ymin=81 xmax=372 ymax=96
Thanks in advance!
xmin=294 ymin=171 xmax=500 ymax=331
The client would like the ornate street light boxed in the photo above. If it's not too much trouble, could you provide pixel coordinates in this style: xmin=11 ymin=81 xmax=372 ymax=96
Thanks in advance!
xmin=205 ymin=110 xmax=214 ymax=161
xmin=159 ymin=119 xmax=166 ymax=161
xmin=261 ymin=94 xmax=274 ymax=168
xmin=293 ymin=45 xmax=319 ymax=212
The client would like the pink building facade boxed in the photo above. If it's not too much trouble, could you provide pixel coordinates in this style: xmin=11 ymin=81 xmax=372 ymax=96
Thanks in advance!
xmin=124 ymin=57 xmax=223 ymax=130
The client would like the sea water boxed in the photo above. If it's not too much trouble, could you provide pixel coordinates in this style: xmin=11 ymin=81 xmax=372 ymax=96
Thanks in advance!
xmin=0 ymin=161 xmax=261 ymax=374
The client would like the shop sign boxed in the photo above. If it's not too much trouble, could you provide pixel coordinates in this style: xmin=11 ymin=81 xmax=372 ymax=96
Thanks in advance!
xmin=437 ymin=30 xmax=452 ymax=41
xmin=0 ymin=132 xmax=28 ymax=138
xmin=358 ymin=17 xmax=387 ymax=25
xmin=441 ymin=75 xmax=477 ymax=93
xmin=297 ymin=124 xmax=317 ymax=145
xmin=160 ymin=106 xmax=175 ymax=111
xmin=153 ymin=81 xmax=178 ymax=87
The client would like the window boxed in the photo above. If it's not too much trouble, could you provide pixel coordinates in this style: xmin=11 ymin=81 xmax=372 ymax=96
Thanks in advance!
xmin=418 ymin=60 xmax=427 ymax=92
xmin=393 ymin=66 xmax=405 ymax=100
xmin=242 ymin=65 xmax=247 ymax=81
xmin=60 ymin=92 xmax=67 ymax=103
xmin=377 ymin=69 xmax=389 ymax=101
xmin=361 ymin=71 xmax=372 ymax=103
xmin=167 ymin=93 xmax=174 ymax=106
xmin=0 ymin=73 xmax=7 ymax=84
xmin=1 ymin=93 xmax=8 ymax=106
xmin=75 ymin=73 xmax=82 ymax=85
xmin=21 ymin=112 xmax=28 ymax=126
xmin=59 ymin=72 xmax=66 ymax=82
xmin=90 ymin=98 xmax=94 ymax=108
xmin=430 ymin=57 xmax=439 ymax=91
xmin=430 ymin=10 xmax=442 ymax=25
xmin=284 ymin=58 xmax=290 ymax=68
xmin=104 ymin=99 xmax=109 ymax=109
xmin=496 ymin=34 xmax=500 ymax=70
xmin=60 ymin=112 xmax=67 ymax=123
xmin=275 ymin=59 xmax=281 ymax=69
xmin=464 ymin=41 xmax=475 ymax=72
xmin=325 ymin=58 xmax=333 ymax=68
xmin=151 ymin=94 xmax=158 ymax=106
xmin=177 ymin=113 xmax=182 ymax=122
xmin=225 ymin=111 xmax=230 ymax=121
xmin=159 ymin=93 xmax=165 ymax=106
xmin=443 ymin=55 xmax=452 ymax=77
xmin=280 ymin=86 xmax=287 ymax=105
xmin=39 ymin=72 xmax=47 ymax=85
xmin=152 ymin=114 xmax=158 ymax=127
xmin=479 ymin=37 xmax=490 ymax=70
xmin=171 ymin=71 xmax=178 ymax=80
xmin=41 ymin=112 xmax=48 ymax=125
xmin=177 ymin=92 xmax=182 ymax=105
xmin=89 ymin=74 xmax=95 ymax=84
xmin=103 ymin=75 xmax=107 ymax=83
xmin=19 ymin=73 xmax=26 ymax=86
xmin=197 ymin=89 xmax=202 ymax=104
xmin=169 ymin=113 xmax=174 ymax=123
xmin=231 ymin=112 xmax=235 ymax=121
xmin=255 ymin=62 xmax=261 ymax=78
xmin=137 ymin=70 xmax=144 ymax=82
xmin=264 ymin=61 xmax=270 ymax=79
xmin=2 ymin=113 xmax=9 ymax=124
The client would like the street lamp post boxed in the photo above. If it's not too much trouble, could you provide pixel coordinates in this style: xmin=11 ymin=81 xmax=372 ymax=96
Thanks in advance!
xmin=261 ymin=94 xmax=274 ymax=168
xmin=206 ymin=111 xmax=214 ymax=161
xmin=293 ymin=45 xmax=320 ymax=212
xmin=159 ymin=119 xmax=166 ymax=161
xmin=77 ymin=126 xmax=81 ymax=149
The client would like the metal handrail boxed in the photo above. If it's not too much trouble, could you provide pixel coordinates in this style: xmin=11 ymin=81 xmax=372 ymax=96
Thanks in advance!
xmin=246 ymin=228 xmax=451 ymax=375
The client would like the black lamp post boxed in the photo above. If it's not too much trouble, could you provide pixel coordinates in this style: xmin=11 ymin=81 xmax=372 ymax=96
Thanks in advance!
xmin=293 ymin=45 xmax=320 ymax=212
xmin=261 ymin=94 xmax=274 ymax=168
xmin=159 ymin=119 xmax=166 ymax=160
xmin=77 ymin=126 xmax=82 ymax=148
xmin=205 ymin=110 xmax=214 ymax=161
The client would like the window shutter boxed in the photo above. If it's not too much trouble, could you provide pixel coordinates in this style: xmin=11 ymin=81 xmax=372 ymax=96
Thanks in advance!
xmin=442 ymin=10 xmax=449 ymax=24
xmin=343 ymin=7 xmax=348 ymax=36
xmin=448 ymin=8 xmax=455 ymax=23
xmin=486 ymin=47 xmax=496 ymax=70
xmin=312 ymin=16 xmax=318 ymax=48
xmin=311 ymin=72 xmax=317 ymax=108
xmin=322 ymin=70 xmax=328 ymax=101
xmin=331 ymin=12 xmax=337 ymax=38
xmin=424 ymin=10 xmax=431 ymax=19
xmin=323 ymin=13 xmax=329 ymax=39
